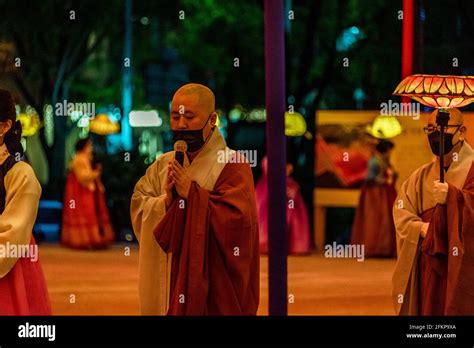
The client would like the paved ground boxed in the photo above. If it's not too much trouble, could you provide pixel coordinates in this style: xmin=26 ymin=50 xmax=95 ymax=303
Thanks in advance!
xmin=39 ymin=243 xmax=396 ymax=315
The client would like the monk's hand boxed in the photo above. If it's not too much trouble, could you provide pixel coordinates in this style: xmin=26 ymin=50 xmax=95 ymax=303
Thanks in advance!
xmin=170 ymin=160 xmax=191 ymax=199
xmin=433 ymin=180 xmax=448 ymax=204
xmin=165 ymin=164 xmax=175 ymax=209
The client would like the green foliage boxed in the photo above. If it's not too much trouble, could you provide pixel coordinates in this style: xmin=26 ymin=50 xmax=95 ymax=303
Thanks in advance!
xmin=99 ymin=150 xmax=148 ymax=238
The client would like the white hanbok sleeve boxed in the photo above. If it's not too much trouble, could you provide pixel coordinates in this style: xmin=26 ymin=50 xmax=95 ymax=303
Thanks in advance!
xmin=0 ymin=162 xmax=41 ymax=278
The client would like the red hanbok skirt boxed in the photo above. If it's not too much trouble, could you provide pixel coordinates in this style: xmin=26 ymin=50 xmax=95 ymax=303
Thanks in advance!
xmin=0 ymin=237 xmax=51 ymax=315
xmin=351 ymin=183 xmax=397 ymax=257
xmin=61 ymin=171 xmax=115 ymax=249
xmin=256 ymin=175 xmax=311 ymax=255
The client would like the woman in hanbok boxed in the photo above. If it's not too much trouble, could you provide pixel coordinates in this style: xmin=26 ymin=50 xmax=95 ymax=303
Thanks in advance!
xmin=351 ymin=139 xmax=398 ymax=257
xmin=256 ymin=156 xmax=311 ymax=255
xmin=61 ymin=138 xmax=115 ymax=249
xmin=0 ymin=89 xmax=51 ymax=315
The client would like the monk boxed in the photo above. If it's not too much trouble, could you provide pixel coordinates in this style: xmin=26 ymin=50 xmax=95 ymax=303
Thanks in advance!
xmin=392 ymin=108 xmax=474 ymax=315
xmin=131 ymin=83 xmax=259 ymax=315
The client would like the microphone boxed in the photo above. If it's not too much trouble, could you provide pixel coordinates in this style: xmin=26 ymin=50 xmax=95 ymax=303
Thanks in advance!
xmin=172 ymin=140 xmax=187 ymax=198
xmin=174 ymin=140 xmax=187 ymax=166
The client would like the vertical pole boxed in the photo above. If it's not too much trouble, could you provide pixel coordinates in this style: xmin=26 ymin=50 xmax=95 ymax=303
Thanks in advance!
xmin=264 ymin=0 xmax=288 ymax=316
xmin=122 ymin=0 xmax=133 ymax=151
xmin=413 ymin=0 xmax=424 ymax=73
xmin=436 ymin=110 xmax=450 ymax=183
xmin=401 ymin=0 xmax=414 ymax=104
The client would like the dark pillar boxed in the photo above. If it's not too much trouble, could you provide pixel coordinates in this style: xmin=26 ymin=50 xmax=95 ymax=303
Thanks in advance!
xmin=401 ymin=0 xmax=414 ymax=104
xmin=264 ymin=0 xmax=288 ymax=316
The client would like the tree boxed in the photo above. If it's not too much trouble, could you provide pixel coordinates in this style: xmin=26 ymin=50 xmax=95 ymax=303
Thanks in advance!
xmin=0 ymin=0 xmax=122 ymax=197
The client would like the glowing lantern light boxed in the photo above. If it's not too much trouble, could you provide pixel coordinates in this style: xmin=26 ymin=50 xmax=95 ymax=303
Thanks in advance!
xmin=366 ymin=115 xmax=402 ymax=139
xmin=17 ymin=111 xmax=42 ymax=137
xmin=393 ymin=74 xmax=474 ymax=109
xmin=229 ymin=107 xmax=242 ymax=123
xmin=129 ymin=110 xmax=162 ymax=127
xmin=285 ymin=111 xmax=307 ymax=137
xmin=89 ymin=114 xmax=120 ymax=135
xmin=43 ymin=104 xmax=54 ymax=146
xmin=393 ymin=74 xmax=474 ymax=183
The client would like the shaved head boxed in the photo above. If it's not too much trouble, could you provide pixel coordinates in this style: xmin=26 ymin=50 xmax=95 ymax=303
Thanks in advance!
xmin=172 ymin=83 xmax=215 ymax=117
xmin=170 ymin=84 xmax=218 ymax=152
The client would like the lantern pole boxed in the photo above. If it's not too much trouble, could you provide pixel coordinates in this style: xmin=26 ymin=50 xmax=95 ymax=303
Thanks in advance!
xmin=436 ymin=109 xmax=450 ymax=183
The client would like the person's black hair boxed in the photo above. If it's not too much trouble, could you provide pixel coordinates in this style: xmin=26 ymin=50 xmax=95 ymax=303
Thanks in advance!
xmin=376 ymin=140 xmax=395 ymax=154
xmin=75 ymin=138 xmax=92 ymax=153
xmin=0 ymin=89 xmax=23 ymax=157
xmin=286 ymin=137 xmax=298 ymax=166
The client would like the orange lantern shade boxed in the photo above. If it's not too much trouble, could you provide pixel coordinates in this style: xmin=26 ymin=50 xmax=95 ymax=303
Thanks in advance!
xmin=393 ymin=74 xmax=474 ymax=109
xmin=89 ymin=114 xmax=120 ymax=135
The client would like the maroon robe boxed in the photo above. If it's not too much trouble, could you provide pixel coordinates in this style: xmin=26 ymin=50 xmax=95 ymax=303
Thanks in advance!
xmin=418 ymin=162 xmax=474 ymax=315
xmin=154 ymin=162 xmax=259 ymax=315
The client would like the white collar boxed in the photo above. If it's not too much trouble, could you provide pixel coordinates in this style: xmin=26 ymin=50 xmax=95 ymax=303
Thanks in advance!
xmin=433 ymin=142 xmax=474 ymax=189
xmin=186 ymin=128 xmax=228 ymax=190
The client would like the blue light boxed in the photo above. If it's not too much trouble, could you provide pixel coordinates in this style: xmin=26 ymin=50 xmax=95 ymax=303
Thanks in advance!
xmin=336 ymin=26 xmax=365 ymax=52
xmin=350 ymin=26 xmax=359 ymax=35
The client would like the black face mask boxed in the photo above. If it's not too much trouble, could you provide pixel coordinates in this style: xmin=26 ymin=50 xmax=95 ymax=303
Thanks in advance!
xmin=427 ymin=128 xmax=461 ymax=156
xmin=172 ymin=115 xmax=213 ymax=152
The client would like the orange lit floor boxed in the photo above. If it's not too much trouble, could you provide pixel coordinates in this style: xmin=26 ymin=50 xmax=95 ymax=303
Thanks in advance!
xmin=39 ymin=243 xmax=396 ymax=315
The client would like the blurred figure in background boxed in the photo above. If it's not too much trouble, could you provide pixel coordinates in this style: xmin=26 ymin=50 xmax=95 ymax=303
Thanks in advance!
xmin=351 ymin=139 xmax=397 ymax=257
xmin=0 ymin=89 xmax=51 ymax=315
xmin=256 ymin=142 xmax=311 ymax=255
xmin=61 ymin=138 xmax=114 ymax=249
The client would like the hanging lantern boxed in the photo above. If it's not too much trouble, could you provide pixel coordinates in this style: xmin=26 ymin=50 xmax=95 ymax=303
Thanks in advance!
xmin=393 ymin=74 xmax=474 ymax=109
xmin=17 ymin=112 xmax=42 ymax=137
xmin=393 ymin=74 xmax=474 ymax=183
xmin=285 ymin=111 xmax=307 ymax=137
xmin=366 ymin=115 xmax=402 ymax=139
xmin=89 ymin=114 xmax=120 ymax=135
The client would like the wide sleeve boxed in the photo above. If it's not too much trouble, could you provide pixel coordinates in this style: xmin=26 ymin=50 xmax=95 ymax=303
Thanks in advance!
xmin=208 ymin=163 xmax=258 ymax=268
xmin=130 ymin=159 xmax=171 ymax=315
xmin=391 ymin=170 xmax=425 ymax=314
xmin=130 ymin=161 xmax=167 ymax=242
xmin=0 ymin=162 xmax=41 ymax=278
xmin=392 ymin=172 xmax=425 ymax=254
